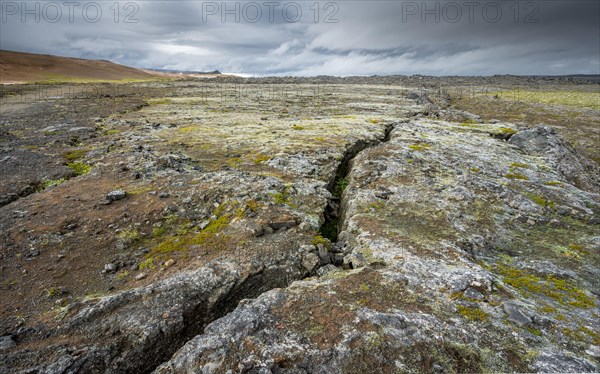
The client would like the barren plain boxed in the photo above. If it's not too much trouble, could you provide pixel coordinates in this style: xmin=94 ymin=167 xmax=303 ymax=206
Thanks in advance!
xmin=0 ymin=76 xmax=599 ymax=373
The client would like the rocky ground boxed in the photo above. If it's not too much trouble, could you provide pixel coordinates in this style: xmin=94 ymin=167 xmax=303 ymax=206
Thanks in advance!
xmin=0 ymin=76 xmax=598 ymax=373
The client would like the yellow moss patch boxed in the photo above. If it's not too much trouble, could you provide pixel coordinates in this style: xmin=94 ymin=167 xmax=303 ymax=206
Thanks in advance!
xmin=149 ymin=215 xmax=232 ymax=257
xmin=457 ymin=305 xmax=490 ymax=321
xmin=496 ymin=263 xmax=595 ymax=309
xmin=408 ymin=143 xmax=431 ymax=152
xmin=67 ymin=162 xmax=91 ymax=176
xmin=509 ymin=162 xmax=529 ymax=169
xmin=506 ymin=172 xmax=529 ymax=180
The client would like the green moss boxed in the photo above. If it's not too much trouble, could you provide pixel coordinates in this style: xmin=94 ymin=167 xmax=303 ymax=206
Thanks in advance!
xmin=245 ymin=199 xmax=261 ymax=212
xmin=568 ymin=244 xmax=587 ymax=254
xmin=498 ymin=127 xmax=518 ymax=135
xmin=525 ymin=193 xmax=556 ymax=209
xmin=578 ymin=324 xmax=600 ymax=345
xmin=470 ymin=167 xmax=481 ymax=173
xmin=116 ymin=271 xmax=129 ymax=280
xmin=457 ymin=305 xmax=490 ymax=321
xmin=544 ymin=181 xmax=562 ymax=186
xmin=104 ymin=129 xmax=120 ymax=136
xmin=496 ymin=263 xmax=595 ymax=309
xmin=408 ymin=143 xmax=431 ymax=151
xmin=152 ymin=226 xmax=166 ymax=237
xmin=177 ymin=126 xmax=197 ymax=133
xmin=524 ymin=326 xmax=543 ymax=337
xmin=46 ymin=287 xmax=63 ymax=298
xmin=117 ymin=229 xmax=141 ymax=242
xmin=226 ymin=157 xmax=242 ymax=168
xmin=486 ymin=90 xmax=600 ymax=110
xmin=311 ymin=235 xmax=330 ymax=248
xmin=510 ymin=162 xmax=529 ymax=169
xmin=67 ymin=162 xmax=91 ymax=176
xmin=271 ymin=188 xmax=297 ymax=208
xmin=538 ymin=304 xmax=557 ymax=314
xmin=292 ymin=125 xmax=306 ymax=130
xmin=128 ymin=186 xmax=154 ymax=195
xmin=450 ymin=291 xmax=482 ymax=303
xmin=149 ymin=215 xmax=231 ymax=257
xmin=39 ymin=178 xmax=66 ymax=190
xmin=63 ymin=149 xmax=87 ymax=161
xmin=506 ymin=172 xmax=529 ymax=180
xmin=139 ymin=258 xmax=155 ymax=270
xmin=253 ymin=154 xmax=270 ymax=164
xmin=202 ymin=215 xmax=230 ymax=234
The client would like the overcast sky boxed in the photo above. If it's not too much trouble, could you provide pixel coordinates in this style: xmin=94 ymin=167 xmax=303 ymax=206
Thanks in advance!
xmin=1 ymin=1 xmax=598 ymax=76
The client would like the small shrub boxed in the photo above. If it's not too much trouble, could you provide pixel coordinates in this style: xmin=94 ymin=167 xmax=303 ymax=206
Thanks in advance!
xmin=118 ymin=229 xmax=141 ymax=242
xmin=333 ymin=177 xmax=348 ymax=198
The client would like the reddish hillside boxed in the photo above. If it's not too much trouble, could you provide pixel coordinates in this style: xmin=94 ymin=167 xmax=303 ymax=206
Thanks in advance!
xmin=0 ymin=50 xmax=167 ymax=83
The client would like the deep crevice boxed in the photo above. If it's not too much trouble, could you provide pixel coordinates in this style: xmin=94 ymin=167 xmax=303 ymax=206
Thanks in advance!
xmin=146 ymin=124 xmax=397 ymax=372
xmin=138 ymin=267 xmax=295 ymax=373
xmin=319 ymin=123 xmax=396 ymax=242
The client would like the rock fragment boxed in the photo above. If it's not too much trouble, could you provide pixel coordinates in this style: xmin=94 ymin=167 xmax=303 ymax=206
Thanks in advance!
xmin=0 ymin=336 xmax=16 ymax=351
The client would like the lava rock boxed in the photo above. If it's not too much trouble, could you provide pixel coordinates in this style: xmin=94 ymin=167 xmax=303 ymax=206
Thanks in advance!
xmin=0 ymin=335 xmax=16 ymax=350
xmin=268 ymin=215 xmax=298 ymax=230
xmin=503 ymin=302 xmax=532 ymax=326
xmin=104 ymin=263 xmax=117 ymax=273
xmin=106 ymin=190 xmax=127 ymax=202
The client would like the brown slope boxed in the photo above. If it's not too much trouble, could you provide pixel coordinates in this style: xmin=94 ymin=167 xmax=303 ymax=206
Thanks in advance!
xmin=0 ymin=50 xmax=167 ymax=84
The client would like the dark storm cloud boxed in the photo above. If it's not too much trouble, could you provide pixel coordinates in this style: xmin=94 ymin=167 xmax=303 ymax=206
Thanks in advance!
xmin=0 ymin=0 xmax=598 ymax=75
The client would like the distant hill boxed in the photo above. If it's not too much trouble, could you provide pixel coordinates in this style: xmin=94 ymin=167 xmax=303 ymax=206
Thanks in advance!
xmin=151 ymin=68 xmax=222 ymax=75
xmin=0 ymin=50 xmax=169 ymax=84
